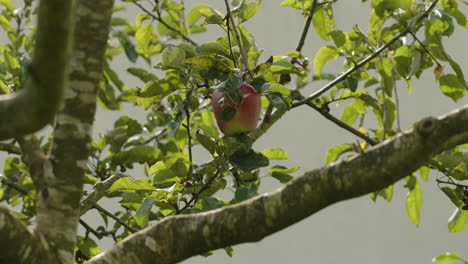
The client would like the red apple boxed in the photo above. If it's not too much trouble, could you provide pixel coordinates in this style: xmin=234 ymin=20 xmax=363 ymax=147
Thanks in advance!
xmin=212 ymin=82 xmax=261 ymax=136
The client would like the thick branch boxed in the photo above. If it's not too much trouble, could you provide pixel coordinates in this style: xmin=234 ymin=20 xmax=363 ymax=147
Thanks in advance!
xmin=0 ymin=0 xmax=74 ymax=140
xmin=33 ymin=0 xmax=115 ymax=263
xmin=88 ymin=105 xmax=468 ymax=264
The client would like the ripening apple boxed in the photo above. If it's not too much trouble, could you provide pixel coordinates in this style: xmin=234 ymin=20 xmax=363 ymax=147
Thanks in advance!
xmin=212 ymin=82 xmax=261 ymax=136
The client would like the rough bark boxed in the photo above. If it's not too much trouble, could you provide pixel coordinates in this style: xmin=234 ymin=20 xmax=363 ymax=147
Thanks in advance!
xmin=0 ymin=0 xmax=74 ymax=140
xmin=88 ymin=106 xmax=468 ymax=264
xmin=34 ymin=0 xmax=115 ymax=263
xmin=0 ymin=0 xmax=114 ymax=263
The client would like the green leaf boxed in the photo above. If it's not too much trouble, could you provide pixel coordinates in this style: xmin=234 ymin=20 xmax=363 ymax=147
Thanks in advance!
xmin=119 ymin=35 xmax=138 ymax=63
xmin=221 ymin=106 xmax=236 ymax=122
xmin=234 ymin=185 xmax=258 ymax=202
xmin=326 ymin=143 xmax=354 ymax=164
xmin=329 ymin=30 xmax=351 ymax=51
xmin=110 ymin=145 xmax=161 ymax=167
xmin=376 ymin=57 xmax=393 ymax=96
xmin=140 ymin=79 xmax=174 ymax=98
xmin=269 ymin=165 xmax=299 ymax=184
xmin=0 ymin=15 xmax=13 ymax=32
xmin=440 ymin=186 xmax=465 ymax=208
xmin=237 ymin=1 xmax=261 ymax=24
xmin=0 ymin=80 xmax=10 ymax=94
xmin=186 ymin=4 xmax=210 ymax=26
xmin=229 ymin=149 xmax=269 ymax=172
xmin=433 ymin=252 xmax=462 ymax=264
xmin=134 ymin=197 xmax=155 ymax=228
xmin=442 ymin=0 xmax=468 ymax=27
xmin=394 ymin=45 xmax=412 ymax=78
xmin=266 ymin=94 xmax=288 ymax=115
xmin=312 ymin=5 xmax=335 ymax=41
xmin=198 ymin=42 xmax=230 ymax=57
xmin=266 ymin=83 xmax=291 ymax=96
xmin=196 ymin=132 xmax=216 ymax=155
xmin=340 ymin=100 xmax=367 ymax=126
xmin=183 ymin=55 xmax=232 ymax=79
xmin=109 ymin=177 xmax=155 ymax=191
xmin=262 ymin=148 xmax=288 ymax=160
xmin=406 ymin=176 xmax=422 ymax=227
xmin=439 ymin=74 xmax=466 ymax=102
xmin=162 ymin=46 xmax=186 ymax=69
xmin=0 ymin=0 xmax=13 ymax=11
xmin=448 ymin=208 xmax=468 ymax=233
xmin=76 ymin=236 xmax=100 ymax=258
xmin=4 ymin=49 xmax=20 ymax=72
xmin=419 ymin=166 xmax=430 ymax=181
xmin=200 ymin=7 xmax=224 ymax=25
xmin=127 ymin=68 xmax=158 ymax=83
xmin=270 ymin=60 xmax=298 ymax=74
xmin=201 ymin=197 xmax=227 ymax=210
xmin=224 ymin=246 xmax=234 ymax=257
xmin=135 ymin=24 xmax=159 ymax=56
xmin=313 ymin=46 xmax=339 ymax=75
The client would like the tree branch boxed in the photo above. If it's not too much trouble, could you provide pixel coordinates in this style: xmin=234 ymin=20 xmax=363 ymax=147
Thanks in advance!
xmin=32 ymin=0 xmax=115 ymax=263
xmin=295 ymin=0 xmax=319 ymax=52
xmin=292 ymin=0 xmax=439 ymax=108
xmin=0 ymin=0 xmax=74 ymax=140
xmin=80 ymin=173 xmax=126 ymax=215
xmin=88 ymin=104 xmax=468 ymax=264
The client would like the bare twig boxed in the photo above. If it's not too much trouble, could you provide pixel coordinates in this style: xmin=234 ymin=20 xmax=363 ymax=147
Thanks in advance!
xmin=295 ymin=0 xmax=319 ymax=52
xmin=306 ymin=102 xmax=379 ymax=145
xmin=436 ymin=179 xmax=468 ymax=189
xmin=408 ymin=30 xmax=442 ymax=67
xmin=132 ymin=1 xmax=199 ymax=46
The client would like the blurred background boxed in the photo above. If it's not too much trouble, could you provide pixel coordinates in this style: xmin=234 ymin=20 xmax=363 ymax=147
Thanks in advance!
xmin=3 ymin=0 xmax=468 ymax=263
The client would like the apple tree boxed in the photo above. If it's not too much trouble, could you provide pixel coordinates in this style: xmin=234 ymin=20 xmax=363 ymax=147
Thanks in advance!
xmin=0 ymin=0 xmax=467 ymax=263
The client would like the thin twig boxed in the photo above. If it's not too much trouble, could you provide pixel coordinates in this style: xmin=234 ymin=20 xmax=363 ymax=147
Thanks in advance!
xmin=382 ymin=89 xmax=387 ymax=140
xmin=79 ymin=219 xmax=102 ymax=239
xmin=183 ymin=106 xmax=193 ymax=178
xmin=223 ymin=0 xmax=250 ymax=72
xmin=295 ymin=0 xmax=319 ymax=52
xmin=80 ymin=173 xmax=126 ymax=215
xmin=292 ymin=0 xmax=440 ymax=108
xmin=392 ymin=70 xmax=402 ymax=132
xmin=132 ymin=1 xmax=199 ymax=46
xmin=408 ymin=30 xmax=442 ymax=67
xmin=436 ymin=179 xmax=468 ymax=189
xmin=306 ymin=102 xmax=379 ymax=146
xmin=93 ymin=203 xmax=139 ymax=233
xmin=178 ymin=169 xmax=221 ymax=213
xmin=225 ymin=15 xmax=238 ymax=68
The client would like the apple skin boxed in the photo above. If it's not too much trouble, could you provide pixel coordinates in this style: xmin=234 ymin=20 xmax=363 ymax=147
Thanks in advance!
xmin=212 ymin=83 xmax=261 ymax=136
